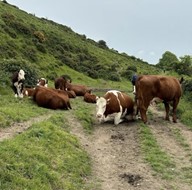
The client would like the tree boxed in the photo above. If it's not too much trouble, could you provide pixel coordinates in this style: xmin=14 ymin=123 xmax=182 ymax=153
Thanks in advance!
xmin=174 ymin=55 xmax=192 ymax=76
xmin=157 ymin=51 xmax=179 ymax=71
xmin=97 ymin=40 xmax=108 ymax=49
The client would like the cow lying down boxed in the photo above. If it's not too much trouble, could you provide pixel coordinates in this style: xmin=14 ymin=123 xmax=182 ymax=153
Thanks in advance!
xmin=96 ymin=90 xmax=134 ymax=125
xmin=33 ymin=86 xmax=71 ymax=110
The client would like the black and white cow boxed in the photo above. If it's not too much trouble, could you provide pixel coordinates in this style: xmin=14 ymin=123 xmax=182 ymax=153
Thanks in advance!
xmin=11 ymin=69 xmax=25 ymax=98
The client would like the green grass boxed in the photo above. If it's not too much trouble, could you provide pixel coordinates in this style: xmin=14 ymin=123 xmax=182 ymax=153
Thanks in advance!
xmin=0 ymin=94 xmax=50 ymax=128
xmin=0 ymin=113 xmax=92 ymax=190
xmin=69 ymin=97 xmax=96 ymax=133
xmin=178 ymin=96 xmax=192 ymax=129
xmin=139 ymin=123 xmax=176 ymax=179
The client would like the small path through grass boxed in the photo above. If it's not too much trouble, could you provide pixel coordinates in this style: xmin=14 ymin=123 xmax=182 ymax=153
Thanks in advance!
xmin=0 ymin=113 xmax=53 ymax=142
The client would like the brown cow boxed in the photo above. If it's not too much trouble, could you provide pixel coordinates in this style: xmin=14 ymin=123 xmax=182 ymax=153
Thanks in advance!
xmin=66 ymin=81 xmax=91 ymax=96
xmin=66 ymin=90 xmax=76 ymax=98
xmin=23 ymin=88 xmax=35 ymax=97
xmin=33 ymin=86 xmax=71 ymax=110
xmin=84 ymin=92 xmax=97 ymax=103
xmin=135 ymin=75 xmax=183 ymax=123
xmin=96 ymin=90 xmax=134 ymax=125
xmin=54 ymin=77 xmax=67 ymax=90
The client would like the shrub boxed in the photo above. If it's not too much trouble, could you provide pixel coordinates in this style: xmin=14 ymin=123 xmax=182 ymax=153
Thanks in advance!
xmin=182 ymin=79 xmax=192 ymax=92
xmin=33 ymin=31 xmax=46 ymax=43
xmin=0 ymin=59 xmax=39 ymax=87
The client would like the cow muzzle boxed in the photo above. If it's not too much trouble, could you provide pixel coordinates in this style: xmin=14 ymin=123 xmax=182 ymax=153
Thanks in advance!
xmin=96 ymin=112 xmax=104 ymax=118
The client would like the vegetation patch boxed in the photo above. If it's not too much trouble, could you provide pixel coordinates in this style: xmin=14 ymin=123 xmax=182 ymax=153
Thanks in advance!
xmin=0 ymin=95 xmax=49 ymax=128
xmin=139 ymin=123 xmax=176 ymax=179
xmin=0 ymin=113 xmax=91 ymax=190
xmin=72 ymin=98 xmax=95 ymax=133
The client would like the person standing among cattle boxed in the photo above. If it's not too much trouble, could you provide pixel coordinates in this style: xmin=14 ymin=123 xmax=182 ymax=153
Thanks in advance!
xmin=11 ymin=69 xmax=25 ymax=98
xmin=131 ymin=73 xmax=138 ymax=94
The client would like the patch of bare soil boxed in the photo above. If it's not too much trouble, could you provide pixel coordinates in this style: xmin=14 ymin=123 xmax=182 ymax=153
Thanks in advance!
xmin=67 ymin=116 xmax=165 ymax=189
xmin=67 ymin=104 xmax=192 ymax=190
xmin=0 ymin=114 xmax=53 ymax=142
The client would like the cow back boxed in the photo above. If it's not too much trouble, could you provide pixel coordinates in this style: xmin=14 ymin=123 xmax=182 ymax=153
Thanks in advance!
xmin=104 ymin=91 xmax=134 ymax=115
xmin=136 ymin=75 xmax=182 ymax=104
xmin=84 ymin=92 xmax=97 ymax=103
xmin=33 ymin=86 xmax=71 ymax=110
xmin=66 ymin=82 xmax=91 ymax=96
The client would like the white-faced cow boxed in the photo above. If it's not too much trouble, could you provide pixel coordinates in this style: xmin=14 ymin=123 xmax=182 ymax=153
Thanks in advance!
xmin=33 ymin=86 xmax=71 ymax=110
xmin=11 ymin=69 xmax=25 ymax=98
xmin=37 ymin=78 xmax=48 ymax=87
xmin=96 ymin=90 xmax=134 ymax=125
xmin=135 ymin=75 xmax=183 ymax=123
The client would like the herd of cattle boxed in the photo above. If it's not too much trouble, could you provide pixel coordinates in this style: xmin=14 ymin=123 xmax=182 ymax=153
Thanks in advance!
xmin=11 ymin=69 xmax=183 ymax=125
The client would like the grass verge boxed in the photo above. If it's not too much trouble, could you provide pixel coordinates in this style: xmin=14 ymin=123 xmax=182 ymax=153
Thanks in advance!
xmin=139 ymin=123 xmax=176 ymax=179
xmin=0 ymin=113 xmax=92 ymax=190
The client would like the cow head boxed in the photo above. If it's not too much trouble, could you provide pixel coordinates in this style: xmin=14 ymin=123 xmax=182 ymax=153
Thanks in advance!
xmin=18 ymin=69 xmax=25 ymax=81
xmin=37 ymin=78 xmax=48 ymax=87
xmin=96 ymin=97 xmax=110 ymax=122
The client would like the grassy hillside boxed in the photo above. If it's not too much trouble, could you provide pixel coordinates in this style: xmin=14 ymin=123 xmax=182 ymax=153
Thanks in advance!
xmin=0 ymin=2 xmax=192 ymax=190
xmin=0 ymin=1 xmax=162 ymax=91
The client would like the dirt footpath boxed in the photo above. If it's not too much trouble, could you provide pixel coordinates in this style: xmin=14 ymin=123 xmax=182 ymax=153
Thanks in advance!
xmin=0 ymin=104 xmax=191 ymax=190
xmin=67 ymin=105 xmax=192 ymax=190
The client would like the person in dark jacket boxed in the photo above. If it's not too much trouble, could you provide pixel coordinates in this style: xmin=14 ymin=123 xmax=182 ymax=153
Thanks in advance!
xmin=131 ymin=73 xmax=137 ymax=94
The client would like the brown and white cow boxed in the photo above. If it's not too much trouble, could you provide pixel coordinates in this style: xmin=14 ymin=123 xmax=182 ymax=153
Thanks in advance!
xmin=84 ymin=92 xmax=97 ymax=103
xmin=96 ymin=90 xmax=134 ymax=125
xmin=65 ymin=81 xmax=92 ymax=96
xmin=11 ymin=69 xmax=25 ymax=98
xmin=23 ymin=87 xmax=35 ymax=97
xmin=33 ymin=86 xmax=71 ymax=110
xmin=37 ymin=78 xmax=48 ymax=87
xmin=135 ymin=75 xmax=183 ymax=123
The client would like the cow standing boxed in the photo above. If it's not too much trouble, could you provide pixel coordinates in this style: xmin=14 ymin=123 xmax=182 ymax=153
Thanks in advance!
xmin=11 ymin=69 xmax=25 ymax=98
xmin=96 ymin=90 xmax=134 ymax=125
xmin=135 ymin=75 xmax=183 ymax=123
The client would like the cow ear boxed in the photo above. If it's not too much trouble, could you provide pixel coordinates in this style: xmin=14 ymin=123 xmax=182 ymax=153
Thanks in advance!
xmin=96 ymin=96 xmax=100 ymax=101
xmin=106 ymin=98 xmax=110 ymax=104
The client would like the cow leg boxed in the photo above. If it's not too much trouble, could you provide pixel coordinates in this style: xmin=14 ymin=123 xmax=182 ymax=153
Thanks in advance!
xmin=164 ymin=101 xmax=170 ymax=121
xmin=18 ymin=82 xmax=24 ymax=98
xmin=139 ymin=99 xmax=149 ymax=124
xmin=140 ymin=108 xmax=148 ymax=123
xmin=114 ymin=112 xmax=123 ymax=125
xmin=172 ymin=99 xmax=179 ymax=123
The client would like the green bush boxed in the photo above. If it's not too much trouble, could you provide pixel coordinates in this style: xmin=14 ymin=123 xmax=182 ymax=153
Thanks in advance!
xmin=182 ymin=79 xmax=192 ymax=92
xmin=0 ymin=59 xmax=39 ymax=87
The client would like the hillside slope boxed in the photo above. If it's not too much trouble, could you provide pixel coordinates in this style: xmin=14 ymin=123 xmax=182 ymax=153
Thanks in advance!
xmin=0 ymin=1 xmax=161 ymax=89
